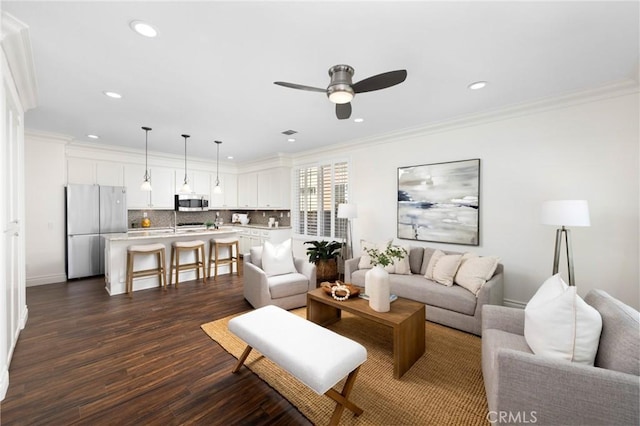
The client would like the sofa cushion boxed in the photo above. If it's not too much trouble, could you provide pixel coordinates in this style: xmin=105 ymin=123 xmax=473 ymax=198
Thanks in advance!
xmin=268 ymin=272 xmax=310 ymax=299
xmin=262 ymin=239 xmax=297 ymax=277
xmin=431 ymin=254 xmax=464 ymax=286
xmin=391 ymin=274 xmax=478 ymax=315
xmin=524 ymin=274 xmax=603 ymax=365
xmin=420 ymin=247 xmax=444 ymax=280
xmin=455 ymin=253 xmax=500 ymax=296
xmin=585 ymin=289 xmax=640 ymax=375
xmin=358 ymin=239 xmax=392 ymax=269
xmin=481 ymin=328 xmax=533 ymax=411
xmin=384 ymin=245 xmax=412 ymax=275
xmin=408 ymin=247 xmax=424 ymax=275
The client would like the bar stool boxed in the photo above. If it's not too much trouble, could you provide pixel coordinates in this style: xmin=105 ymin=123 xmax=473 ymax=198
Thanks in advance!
xmin=126 ymin=243 xmax=167 ymax=297
xmin=208 ymin=237 xmax=240 ymax=279
xmin=169 ymin=240 xmax=207 ymax=287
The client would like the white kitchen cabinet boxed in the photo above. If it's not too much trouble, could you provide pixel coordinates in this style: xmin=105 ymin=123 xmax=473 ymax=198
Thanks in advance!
xmin=96 ymin=162 xmax=124 ymax=186
xmin=124 ymin=164 xmax=150 ymax=209
xmin=149 ymin=167 xmax=175 ymax=209
xmin=175 ymin=170 xmax=210 ymax=196
xmin=237 ymin=172 xmax=258 ymax=208
xmin=68 ymin=159 xmax=124 ymax=186
xmin=210 ymin=172 xmax=238 ymax=208
xmin=125 ymin=165 xmax=175 ymax=210
xmin=67 ymin=157 xmax=96 ymax=184
xmin=238 ymin=226 xmax=292 ymax=255
xmin=257 ymin=168 xmax=290 ymax=208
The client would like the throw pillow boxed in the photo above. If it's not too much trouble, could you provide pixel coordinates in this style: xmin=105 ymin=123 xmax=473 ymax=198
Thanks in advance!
xmin=424 ymin=249 xmax=446 ymax=280
xmin=454 ymin=253 xmax=500 ymax=296
xmin=358 ymin=239 xmax=392 ymax=269
xmin=431 ymin=254 xmax=464 ymax=286
xmin=384 ymin=245 xmax=412 ymax=275
xmin=261 ymin=239 xmax=297 ymax=277
xmin=524 ymin=274 xmax=603 ymax=365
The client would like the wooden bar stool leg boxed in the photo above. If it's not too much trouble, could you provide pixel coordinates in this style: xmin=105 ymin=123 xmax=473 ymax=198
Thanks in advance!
xmin=126 ymin=251 xmax=133 ymax=297
xmin=175 ymin=248 xmax=181 ymax=288
xmin=160 ymin=249 xmax=167 ymax=290
xmin=169 ymin=246 xmax=175 ymax=286
xmin=200 ymin=245 xmax=207 ymax=283
xmin=208 ymin=240 xmax=213 ymax=280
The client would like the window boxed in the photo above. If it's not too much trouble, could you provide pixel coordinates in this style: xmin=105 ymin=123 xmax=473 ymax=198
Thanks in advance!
xmin=293 ymin=160 xmax=349 ymax=240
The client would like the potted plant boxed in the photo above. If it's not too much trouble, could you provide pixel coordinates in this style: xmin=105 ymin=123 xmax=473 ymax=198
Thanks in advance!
xmin=363 ymin=244 xmax=407 ymax=312
xmin=304 ymin=240 xmax=343 ymax=281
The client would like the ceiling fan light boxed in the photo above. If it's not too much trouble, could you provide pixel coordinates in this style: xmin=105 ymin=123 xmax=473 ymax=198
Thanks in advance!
xmin=329 ymin=90 xmax=353 ymax=104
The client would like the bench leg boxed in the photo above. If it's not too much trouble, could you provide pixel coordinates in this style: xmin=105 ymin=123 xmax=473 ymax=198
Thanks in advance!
xmin=231 ymin=345 xmax=253 ymax=373
xmin=326 ymin=366 xmax=363 ymax=425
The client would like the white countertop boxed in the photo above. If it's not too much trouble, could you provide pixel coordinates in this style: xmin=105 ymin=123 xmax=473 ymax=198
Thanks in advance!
xmin=232 ymin=224 xmax=292 ymax=230
xmin=103 ymin=227 xmax=241 ymax=241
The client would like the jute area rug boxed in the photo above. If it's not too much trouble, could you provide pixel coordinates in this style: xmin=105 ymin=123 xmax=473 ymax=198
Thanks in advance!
xmin=201 ymin=308 xmax=488 ymax=425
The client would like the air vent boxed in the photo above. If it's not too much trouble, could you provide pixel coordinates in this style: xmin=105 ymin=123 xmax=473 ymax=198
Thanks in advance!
xmin=281 ymin=129 xmax=297 ymax=135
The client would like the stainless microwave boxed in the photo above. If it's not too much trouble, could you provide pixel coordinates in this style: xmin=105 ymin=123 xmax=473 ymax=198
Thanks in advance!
xmin=174 ymin=194 xmax=209 ymax=211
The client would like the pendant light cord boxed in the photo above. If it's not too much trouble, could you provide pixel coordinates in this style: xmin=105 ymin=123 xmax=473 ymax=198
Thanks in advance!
xmin=141 ymin=126 xmax=152 ymax=181
xmin=215 ymin=140 xmax=221 ymax=186
xmin=182 ymin=134 xmax=190 ymax=184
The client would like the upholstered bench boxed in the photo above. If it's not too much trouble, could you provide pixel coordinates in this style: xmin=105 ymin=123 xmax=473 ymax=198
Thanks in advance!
xmin=228 ymin=305 xmax=367 ymax=425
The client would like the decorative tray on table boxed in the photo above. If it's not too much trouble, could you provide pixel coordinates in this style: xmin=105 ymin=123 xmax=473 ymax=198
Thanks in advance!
xmin=320 ymin=281 xmax=361 ymax=301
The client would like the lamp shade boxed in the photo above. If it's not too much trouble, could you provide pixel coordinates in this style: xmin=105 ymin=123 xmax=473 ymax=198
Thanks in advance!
xmin=541 ymin=200 xmax=590 ymax=227
xmin=337 ymin=203 xmax=357 ymax=219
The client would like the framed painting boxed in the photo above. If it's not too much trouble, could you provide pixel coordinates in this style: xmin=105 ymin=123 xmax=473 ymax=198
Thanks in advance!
xmin=397 ymin=159 xmax=480 ymax=246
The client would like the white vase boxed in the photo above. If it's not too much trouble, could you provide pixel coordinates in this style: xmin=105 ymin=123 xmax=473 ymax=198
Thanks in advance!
xmin=365 ymin=265 xmax=390 ymax=312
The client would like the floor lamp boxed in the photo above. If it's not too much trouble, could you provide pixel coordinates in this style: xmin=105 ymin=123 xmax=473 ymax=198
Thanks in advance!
xmin=541 ymin=200 xmax=590 ymax=286
xmin=337 ymin=203 xmax=357 ymax=261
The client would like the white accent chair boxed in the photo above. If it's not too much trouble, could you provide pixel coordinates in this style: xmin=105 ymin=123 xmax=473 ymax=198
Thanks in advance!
xmin=243 ymin=246 xmax=316 ymax=310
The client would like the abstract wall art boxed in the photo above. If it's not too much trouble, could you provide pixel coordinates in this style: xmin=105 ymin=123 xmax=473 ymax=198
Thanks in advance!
xmin=397 ymin=159 xmax=480 ymax=245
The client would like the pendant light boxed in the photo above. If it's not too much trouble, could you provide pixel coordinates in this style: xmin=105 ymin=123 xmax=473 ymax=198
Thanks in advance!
xmin=213 ymin=140 xmax=223 ymax=194
xmin=140 ymin=126 xmax=152 ymax=191
xmin=180 ymin=134 xmax=192 ymax=193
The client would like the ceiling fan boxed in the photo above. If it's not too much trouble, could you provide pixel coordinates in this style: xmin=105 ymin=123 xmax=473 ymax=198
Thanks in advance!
xmin=274 ymin=64 xmax=407 ymax=120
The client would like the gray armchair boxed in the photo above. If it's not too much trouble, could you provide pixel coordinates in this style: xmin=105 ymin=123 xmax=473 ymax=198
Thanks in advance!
xmin=243 ymin=246 xmax=316 ymax=310
xmin=481 ymin=289 xmax=639 ymax=425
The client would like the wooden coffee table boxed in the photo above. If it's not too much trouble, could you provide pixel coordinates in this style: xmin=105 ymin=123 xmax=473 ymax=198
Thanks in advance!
xmin=307 ymin=287 xmax=425 ymax=379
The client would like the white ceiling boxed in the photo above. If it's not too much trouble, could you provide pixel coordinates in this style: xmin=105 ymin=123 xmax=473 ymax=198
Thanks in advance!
xmin=3 ymin=1 xmax=639 ymax=164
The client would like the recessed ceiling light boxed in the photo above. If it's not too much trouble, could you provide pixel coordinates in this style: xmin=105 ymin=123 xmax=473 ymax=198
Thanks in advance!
xmin=354 ymin=118 xmax=364 ymax=123
xmin=468 ymin=81 xmax=488 ymax=90
xmin=227 ymin=156 xmax=234 ymax=160
xmin=87 ymin=134 xmax=100 ymax=139
xmin=287 ymin=138 xmax=296 ymax=142
xmin=103 ymin=91 xmax=122 ymax=99
xmin=130 ymin=20 xmax=158 ymax=38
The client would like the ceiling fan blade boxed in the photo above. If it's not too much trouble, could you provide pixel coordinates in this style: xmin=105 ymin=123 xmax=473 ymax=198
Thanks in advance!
xmin=273 ymin=81 xmax=326 ymax=93
xmin=352 ymin=70 xmax=407 ymax=93
xmin=336 ymin=103 xmax=352 ymax=120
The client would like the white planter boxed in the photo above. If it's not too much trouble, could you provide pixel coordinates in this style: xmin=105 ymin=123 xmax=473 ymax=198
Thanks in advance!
xmin=365 ymin=265 xmax=390 ymax=312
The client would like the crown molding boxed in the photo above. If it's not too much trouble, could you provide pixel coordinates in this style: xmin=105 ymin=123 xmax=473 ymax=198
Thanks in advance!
xmin=1 ymin=12 xmax=38 ymax=111
xmin=291 ymin=77 xmax=640 ymax=164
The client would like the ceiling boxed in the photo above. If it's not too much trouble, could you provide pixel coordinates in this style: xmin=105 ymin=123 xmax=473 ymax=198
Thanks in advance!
xmin=3 ymin=1 xmax=639 ymax=164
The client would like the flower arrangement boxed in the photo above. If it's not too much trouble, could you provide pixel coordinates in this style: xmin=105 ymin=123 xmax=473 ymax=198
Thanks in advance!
xmin=364 ymin=244 xmax=406 ymax=267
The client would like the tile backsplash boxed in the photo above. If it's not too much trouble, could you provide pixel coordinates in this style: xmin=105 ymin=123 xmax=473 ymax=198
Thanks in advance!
xmin=128 ymin=209 xmax=291 ymax=229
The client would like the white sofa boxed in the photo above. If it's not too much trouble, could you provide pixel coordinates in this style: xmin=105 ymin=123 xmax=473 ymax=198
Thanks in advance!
xmin=345 ymin=246 xmax=503 ymax=335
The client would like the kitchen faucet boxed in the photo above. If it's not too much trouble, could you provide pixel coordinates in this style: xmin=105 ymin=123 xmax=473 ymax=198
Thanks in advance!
xmin=173 ymin=211 xmax=177 ymax=233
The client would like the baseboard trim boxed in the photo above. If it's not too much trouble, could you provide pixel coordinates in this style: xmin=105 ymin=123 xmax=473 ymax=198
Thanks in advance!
xmin=26 ymin=273 xmax=67 ymax=287
xmin=0 ymin=366 xmax=8 ymax=401
xmin=503 ymin=298 xmax=526 ymax=309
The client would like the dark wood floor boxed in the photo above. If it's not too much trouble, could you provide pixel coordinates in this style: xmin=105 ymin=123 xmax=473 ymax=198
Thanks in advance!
xmin=1 ymin=271 xmax=311 ymax=425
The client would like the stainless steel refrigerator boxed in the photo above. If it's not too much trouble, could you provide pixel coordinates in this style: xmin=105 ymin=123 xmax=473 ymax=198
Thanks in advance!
xmin=65 ymin=184 xmax=127 ymax=279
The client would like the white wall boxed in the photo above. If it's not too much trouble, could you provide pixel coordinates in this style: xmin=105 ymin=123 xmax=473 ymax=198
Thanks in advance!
xmin=293 ymin=84 xmax=639 ymax=308
xmin=24 ymin=83 xmax=640 ymax=309
xmin=24 ymin=133 xmax=68 ymax=285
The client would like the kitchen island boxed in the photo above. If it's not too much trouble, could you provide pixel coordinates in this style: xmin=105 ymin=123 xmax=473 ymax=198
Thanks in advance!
xmin=102 ymin=227 xmax=241 ymax=295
